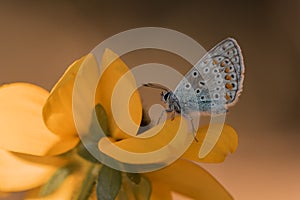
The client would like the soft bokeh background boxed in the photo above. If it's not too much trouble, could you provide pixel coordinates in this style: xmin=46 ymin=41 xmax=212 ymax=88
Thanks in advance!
xmin=0 ymin=0 xmax=299 ymax=199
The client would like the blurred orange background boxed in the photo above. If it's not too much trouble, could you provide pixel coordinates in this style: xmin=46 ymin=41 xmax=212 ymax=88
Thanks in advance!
xmin=0 ymin=0 xmax=299 ymax=199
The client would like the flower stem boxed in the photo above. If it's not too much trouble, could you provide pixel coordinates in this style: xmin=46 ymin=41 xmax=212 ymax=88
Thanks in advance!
xmin=75 ymin=164 xmax=101 ymax=200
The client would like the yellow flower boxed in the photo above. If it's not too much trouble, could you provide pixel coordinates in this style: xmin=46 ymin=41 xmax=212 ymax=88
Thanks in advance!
xmin=0 ymin=49 xmax=238 ymax=199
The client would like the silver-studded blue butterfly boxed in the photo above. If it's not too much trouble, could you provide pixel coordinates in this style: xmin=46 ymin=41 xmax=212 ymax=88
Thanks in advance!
xmin=144 ymin=38 xmax=244 ymax=133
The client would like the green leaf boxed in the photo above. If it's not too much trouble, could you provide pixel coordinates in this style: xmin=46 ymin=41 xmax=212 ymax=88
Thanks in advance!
xmin=95 ymin=103 xmax=110 ymax=137
xmin=77 ymin=142 xmax=100 ymax=163
xmin=39 ymin=162 xmax=79 ymax=197
xmin=77 ymin=104 xmax=110 ymax=163
xmin=118 ymin=174 xmax=152 ymax=200
xmin=126 ymin=173 xmax=141 ymax=184
xmin=75 ymin=164 xmax=100 ymax=200
xmin=130 ymin=176 xmax=151 ymax=200
xmin=97 ymin=165 xmax=122 ymax=200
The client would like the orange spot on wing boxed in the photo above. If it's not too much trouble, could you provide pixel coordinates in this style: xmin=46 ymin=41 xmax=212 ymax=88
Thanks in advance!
xmin=220 ymin=62 xmax=226 ymax=67
xmin=225 ymin=93 xmax=231 ymax=100
xmin=213 ymin=59 xmax=218 ymax=65
xmin=225 ymin=75 xmax=231 ymax=80
xmin=225 ymin=83 xmax=233 ymax=90
xmin=225 ymin=67 xmax=230 ymax=73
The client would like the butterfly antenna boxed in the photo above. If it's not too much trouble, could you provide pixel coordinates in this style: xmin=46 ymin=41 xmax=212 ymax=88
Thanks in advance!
xmin=143 ymin=83 xmax=169 ymax=92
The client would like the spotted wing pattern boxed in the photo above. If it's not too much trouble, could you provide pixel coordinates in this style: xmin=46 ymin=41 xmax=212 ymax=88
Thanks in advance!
xmin=174 ymin=38 xmax=245 ymax=114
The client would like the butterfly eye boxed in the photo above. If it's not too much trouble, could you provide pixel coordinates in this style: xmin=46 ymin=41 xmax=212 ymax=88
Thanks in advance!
xmin=163 ymin=92 xmax=170 ymax=101
xmin=213 ymin=69 xmax=218 ymax=74
xmin=192 ymin=70 xmax=199 ymax=77
xmin=195 ymin=88 xmax=201 ymax=94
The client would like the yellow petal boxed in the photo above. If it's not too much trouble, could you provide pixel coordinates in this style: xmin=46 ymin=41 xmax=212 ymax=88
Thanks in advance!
xmin=95 ymin=49 xmax=142 ymax=139
xmin=0 ymin=83 xmax=79 ymax=156
xmin=25 ymin=157 xmax=91 ymax=200
xmin=43 ymin=56 xmax=85 ymax=138
xmin=43 ymin=49 xmax=142 ymax=140
xmin=0 ymin=149 xmax=66 ymax=192
xmin=108 ymin=116 xmax=185 ymax=152
xmin=145 ymin=159 xmax=233 ymax=200
xmin=98 ymin=117 xmax=189 ymax=164
xmin=182 ymin=124 xmax=238 ymax=163
xmin=46 ymin=135 xmax=80 ymax=156
xmin=150 ymin=182 xmax=172 ymax=200
xmin=0 ymin=83 xmax=56 ymax=155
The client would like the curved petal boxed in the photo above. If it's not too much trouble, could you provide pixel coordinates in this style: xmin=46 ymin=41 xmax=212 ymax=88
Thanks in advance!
xmin=0 ymin=149 xmax=66 ymax=192
xmin=182 ymin=124 xmax=238 ymax=163
xmin=25 ymin=158 xmax=91 ymax=200
xmin=95 ymin=49 xmax=142 ymax=139
xmin=145 ymin=159 xmax=233 ymax=200
xmin=43 ymin=56 xmax=85 ymax=138
xmin=107 ymin=116 xmax=186 ymax=152
xmin=0 ymin=83 xmax=79 ymax=156
xmin=46 ymin=135 xmax=79 ymax=156
xmin=43 ymin=49 xmax=143 ymax=140
xmin=98 ymin=117 xmax=189 ymax=164
xmin=0 ymin=83 xmax=57 ymax=155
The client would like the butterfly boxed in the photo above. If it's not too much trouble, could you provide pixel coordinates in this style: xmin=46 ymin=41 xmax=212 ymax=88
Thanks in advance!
xmin=144 ymin=38 xmax=245 ymax=138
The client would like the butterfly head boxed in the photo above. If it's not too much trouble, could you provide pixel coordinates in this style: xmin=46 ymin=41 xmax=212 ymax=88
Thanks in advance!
xmin=143 ymin=83 xmax=171 ymax=104
xmin=161 ymin=91 xmax=171 ymax=103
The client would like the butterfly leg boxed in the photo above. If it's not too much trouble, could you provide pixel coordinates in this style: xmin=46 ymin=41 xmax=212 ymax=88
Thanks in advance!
xmin=156 ymin=109 xmax=166 ymax=125
xmin=157 ymin=106 xmax=174 ymax=124
xmin=157 ymin=106 xmax=175 ymax=124
xmin=166 ymin=104 xmax=176 ymax=121
xmin=170 ymin=110 xmax=176 ymax=121
xmin=184 ymin=114 xmax=198 ymax=142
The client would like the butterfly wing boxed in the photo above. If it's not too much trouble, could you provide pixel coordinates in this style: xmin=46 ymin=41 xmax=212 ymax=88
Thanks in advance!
xmin=174 ymin=38 xmax=245 ymax=114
